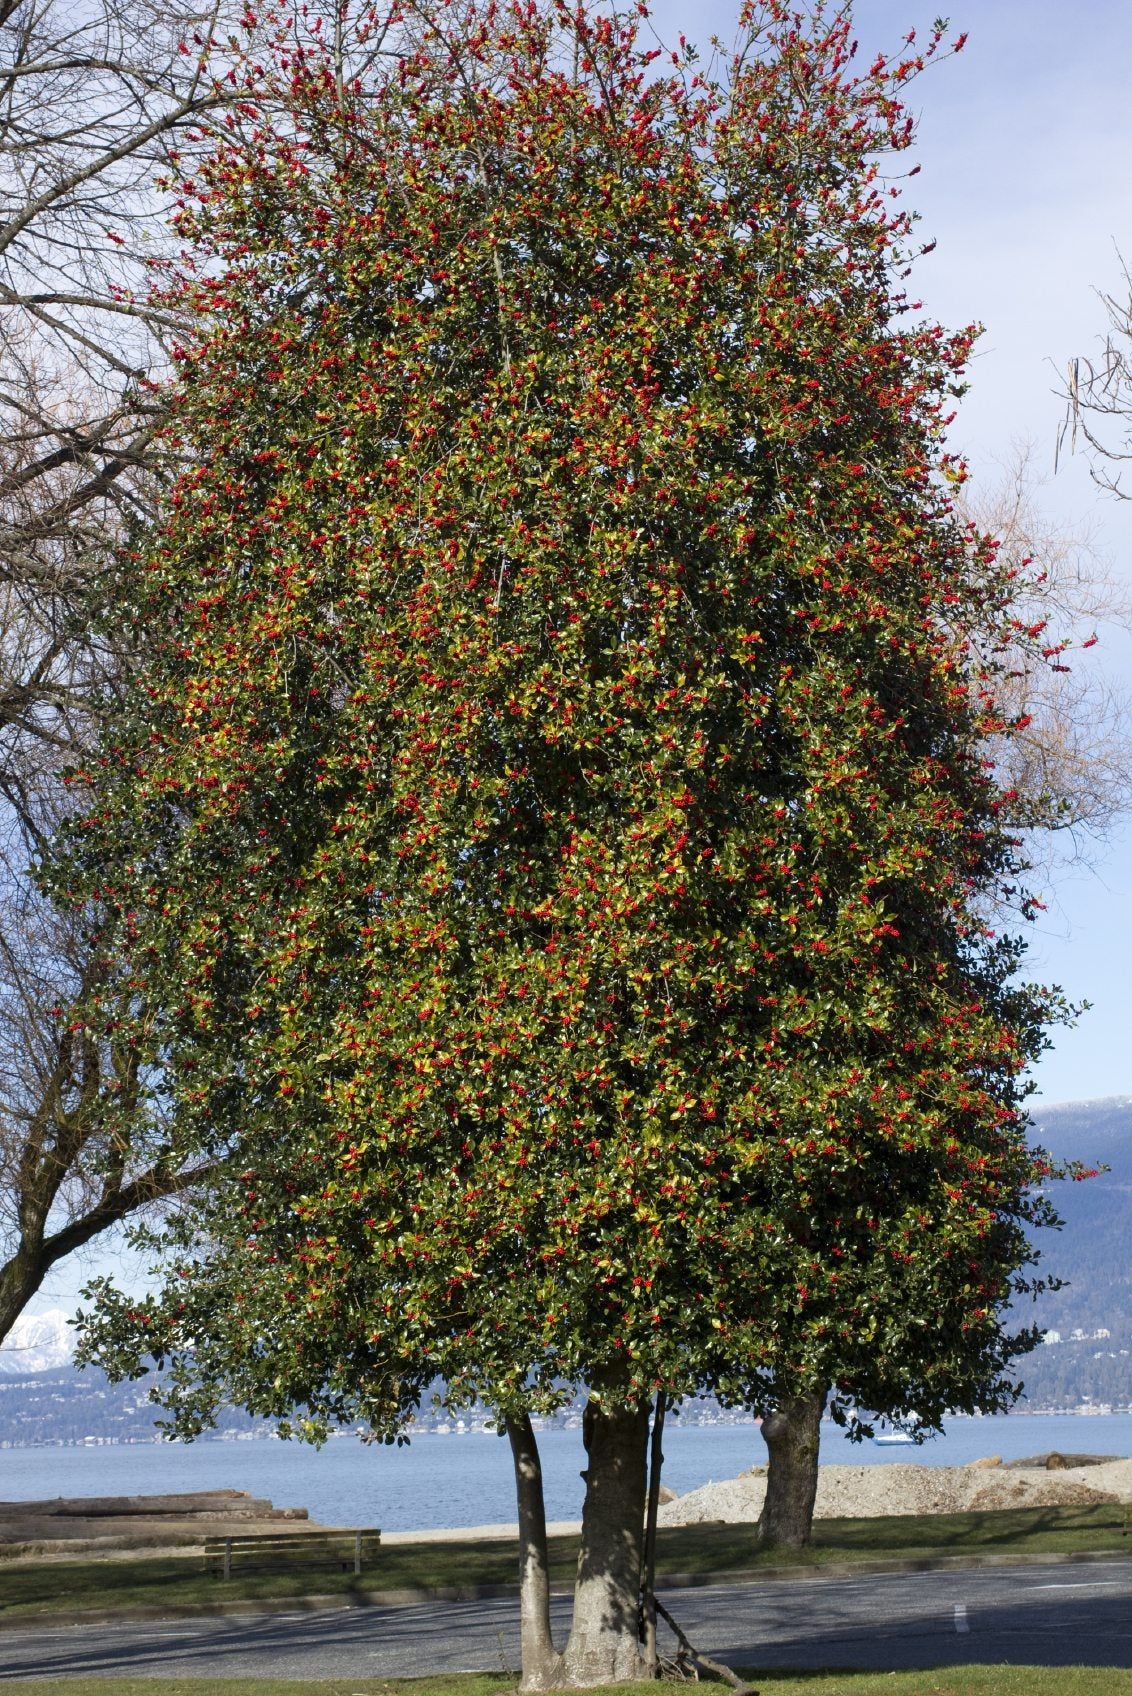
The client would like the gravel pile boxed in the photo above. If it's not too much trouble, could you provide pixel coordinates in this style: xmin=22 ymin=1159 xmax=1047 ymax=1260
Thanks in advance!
xmin=655 ymin=1457 xmax=1132 ymax=1524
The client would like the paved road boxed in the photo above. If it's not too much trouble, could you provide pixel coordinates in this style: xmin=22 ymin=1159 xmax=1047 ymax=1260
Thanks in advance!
xmin=2 ymin=1561 xmax=1131 ymax=1681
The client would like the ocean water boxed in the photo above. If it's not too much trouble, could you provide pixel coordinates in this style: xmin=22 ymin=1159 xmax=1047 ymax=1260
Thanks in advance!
xmin=1 ymin=1412 xmax=1129 ymax=1531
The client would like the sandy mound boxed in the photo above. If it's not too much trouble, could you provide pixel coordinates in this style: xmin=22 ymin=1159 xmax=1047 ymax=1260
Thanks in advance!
xmin=655 ymin=1457 xmax=1132 ymax=1524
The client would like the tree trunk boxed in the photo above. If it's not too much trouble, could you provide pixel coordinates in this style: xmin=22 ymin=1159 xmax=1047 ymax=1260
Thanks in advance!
xmin=560 ymin=1388 xmax=651 ymax=1687
xmin=639 ymin=1389 xmax=666 ymax=1677
xmin=757 ymin=1385 xmax=827 ymax=1549
xmin=506 ymin=1414 xmax=563 ymax=1691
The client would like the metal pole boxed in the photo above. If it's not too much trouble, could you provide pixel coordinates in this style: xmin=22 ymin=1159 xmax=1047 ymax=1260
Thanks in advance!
xmin=641 ymin=1388 xmax=666 ymax=1672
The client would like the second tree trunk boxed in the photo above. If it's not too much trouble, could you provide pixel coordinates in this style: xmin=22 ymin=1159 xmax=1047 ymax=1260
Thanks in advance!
xmin=757 ymin=1385 xmax=827 ymax=1548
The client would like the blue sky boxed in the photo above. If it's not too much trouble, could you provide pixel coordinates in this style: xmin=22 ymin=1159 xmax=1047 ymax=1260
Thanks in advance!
xmin=22 ymin=0 xmax=1132 ymax=1316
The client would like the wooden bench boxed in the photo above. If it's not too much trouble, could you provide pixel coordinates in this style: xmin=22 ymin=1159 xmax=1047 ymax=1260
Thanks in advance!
xmin=204 ymin=1528 xmax=381 ymax=1579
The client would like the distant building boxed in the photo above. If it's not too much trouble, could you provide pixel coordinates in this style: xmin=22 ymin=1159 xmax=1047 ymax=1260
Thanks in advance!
xmin=1093 ymin=1327 xmax=1111 ymax=1339
xmin=1042 ymin=1330 xmax=1062 ymax=1345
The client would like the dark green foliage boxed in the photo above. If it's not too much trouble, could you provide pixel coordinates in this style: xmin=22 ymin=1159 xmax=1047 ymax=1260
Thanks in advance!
xmin=57 ymin=0 xmax=1067 ymax=1497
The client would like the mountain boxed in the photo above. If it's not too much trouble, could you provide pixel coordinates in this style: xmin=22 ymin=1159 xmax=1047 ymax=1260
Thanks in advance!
xmin=0 ymin=1310 xmax=76 ymax=1378
xmin=1007 ymin=1096 xmax=1132 ymax=1409
xmin=1025 ymin=1096 xmax=1132 ymax=1335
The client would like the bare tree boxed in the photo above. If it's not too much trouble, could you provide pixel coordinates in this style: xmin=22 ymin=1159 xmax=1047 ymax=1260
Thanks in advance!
xmin=0 ymin=788 xmax=218 ymax=1340
xmin=1058 ymin=257 xmax=1132 ymax=502
xmin=0 ymin=0 xmax=230 ymax=1342
xmin=963 ymin=447 xmax=1132 ymax=868
xmin=0 ymin=0 xmax=231 ymax=759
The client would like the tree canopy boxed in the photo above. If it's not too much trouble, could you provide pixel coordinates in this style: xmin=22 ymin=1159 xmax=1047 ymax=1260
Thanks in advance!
xmin=63 ymin=0 xmax=1070 ymax=1682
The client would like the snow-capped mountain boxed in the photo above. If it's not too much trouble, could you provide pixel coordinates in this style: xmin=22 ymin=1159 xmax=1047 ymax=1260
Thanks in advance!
xmin=0 ymin=1309 xmax=76 ymax=1376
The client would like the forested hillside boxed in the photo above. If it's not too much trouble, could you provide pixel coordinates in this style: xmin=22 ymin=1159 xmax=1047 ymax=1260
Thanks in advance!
xmin=1027 ymin=1097 xmax=1132 ymax=1335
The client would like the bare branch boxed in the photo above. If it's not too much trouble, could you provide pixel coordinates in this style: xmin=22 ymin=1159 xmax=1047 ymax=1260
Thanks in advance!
xmin=961 ymin=444 xmax=1132 ymax=873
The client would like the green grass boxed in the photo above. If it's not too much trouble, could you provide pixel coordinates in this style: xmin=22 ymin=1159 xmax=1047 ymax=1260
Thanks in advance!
xmin=0 ymin=1504 xmax=1127 ymax=1623
xmin=0 ymin=1671 xmax=1129 ymax=1695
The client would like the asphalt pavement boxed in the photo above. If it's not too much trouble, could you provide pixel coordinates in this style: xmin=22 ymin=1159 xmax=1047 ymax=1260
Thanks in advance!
xmin=2 ymin=1559 xmax=1130 ymax=1680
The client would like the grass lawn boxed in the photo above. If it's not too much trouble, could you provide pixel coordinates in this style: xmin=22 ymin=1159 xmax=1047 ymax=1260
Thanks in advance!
xmin=0 ymin=1670 xmax=1129 ymax=1695
xmin=0 ymin=1504 xmax=1127 ymax=1623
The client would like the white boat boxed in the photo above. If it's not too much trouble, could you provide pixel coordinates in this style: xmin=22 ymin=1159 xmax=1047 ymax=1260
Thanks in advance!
xmin=872 ymin=1415 xmax=930 ymax=1446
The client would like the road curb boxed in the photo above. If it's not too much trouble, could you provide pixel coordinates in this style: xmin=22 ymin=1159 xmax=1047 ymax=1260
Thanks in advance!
xmin=1 ymin=1546 xmax=1128 ymax=1633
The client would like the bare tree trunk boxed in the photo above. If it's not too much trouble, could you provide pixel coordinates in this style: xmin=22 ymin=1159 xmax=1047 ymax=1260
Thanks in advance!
xmin=560 ymin=1388 xmax=651 ymax=1687
xmin=757 ymin=1386 xmax=827 ymax=1549
xmin=639 ymin=1388 xmax=666 ymax=1677
xmin=506 ymin=1413 xmax=563 ymax=1691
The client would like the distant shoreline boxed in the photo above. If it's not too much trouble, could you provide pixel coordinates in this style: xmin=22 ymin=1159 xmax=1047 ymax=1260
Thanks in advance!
xmin=1 ymin=1403 xmax=1129 ymax=1454
xmin=4 ymin=1413 xmax=1132 ymax=1531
